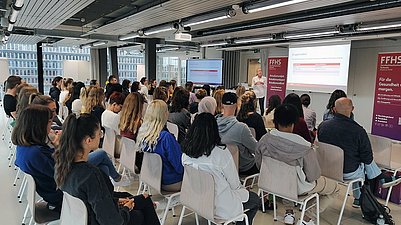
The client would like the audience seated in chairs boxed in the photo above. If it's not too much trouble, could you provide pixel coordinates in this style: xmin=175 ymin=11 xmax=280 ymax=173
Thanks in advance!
xmin=65 ymin=81 xmax=85 ymax=114
xmin=168 ymin=87 xmax=191 ymax=145
xmin=12 ymin=105 xmax=129 ymax=213
xmin=137 ymin=100 xmax=184 ymax=192
xmin=54 ymin=113 xmax=160 ymax=225
xmin=198 ymin=96 xmax=217 ymax=115
xmin=283 ymin=93 xmax=312 ymax=143
xmin=318 ymin=97 xmax=401 ymax=208
xmin=237 ymin=91 xmax=267 ymax=141
xmin=216 ymin=92 xmax=258 ymax=176
xmin=102 ymin=92 xmax=126 ymax=135
xmin=323 ymin=89 xmax=350 ymax=121
xmin=182 ymin=112 xmax=260 ymax=225
xmin=255 ymin=104 xmax=339 ymax=225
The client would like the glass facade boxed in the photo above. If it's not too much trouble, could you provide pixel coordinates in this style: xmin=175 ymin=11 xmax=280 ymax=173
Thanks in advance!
xmin=0 ymin=44 xmax=90 ymax=93
xmin=117 ymin=49 xmax=145 ymax=82
xmin=156 ymin=56 xmax=187 ymax=86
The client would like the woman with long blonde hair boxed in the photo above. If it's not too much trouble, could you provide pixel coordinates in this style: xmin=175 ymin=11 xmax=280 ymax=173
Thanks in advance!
xmin=137 ymin=100 xmax=183 ymax=192
xmin=83 ymin=86 xmax=105 ymax=124
xmin=119 ymin=92 xmax=144 ymax=141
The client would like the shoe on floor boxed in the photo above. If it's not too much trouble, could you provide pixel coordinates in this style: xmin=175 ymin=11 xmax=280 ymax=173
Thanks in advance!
xmin=284 ymin=210 xmax=295 ymax=225
xmin=380 ymin=176 xmax=401 ymax=189
xmin=297 ymin=215 xmax=315 ymax=225
xmin=352 ymin=198 xmax=360 ymax=208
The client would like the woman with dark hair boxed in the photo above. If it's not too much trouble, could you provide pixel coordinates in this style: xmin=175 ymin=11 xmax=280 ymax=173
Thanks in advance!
xmin=65 ymin=82 xmax=85 ymax=114
xmin=54 ymin=114 xmax=160 ymax=225
xmin=153 ymin=86 xmax=168 ymax=103
xmin=237 ymin=91 xmax=266 ymax=141
xmin=131 ymin=81 xmax=140 ymax=93
xmin=59 ymin=78 xmax=74 ymax=104
xmin=49 ymin=76 xmax=63 ymax=101
xmin=182 ymin=113 xmax=260 ymax=225
xmin=122 ymin=79 xmax=131 ymax=96
xmin=323 ymin=89 xmax=347 ymax=121
xmin=168 ymin=87 xmax=190 ymax=144
xmin=148 ymin=79 xmax=157 ymax=96
xmin=283 ymin=93 xmax=312 ymax=143
xmin=202 ymin=84 xmax=211 ymax=96
xmin=300 ymin=94 xmax=316 ymax=131
xmin=263 ymin=95 xmax=281 ymax=128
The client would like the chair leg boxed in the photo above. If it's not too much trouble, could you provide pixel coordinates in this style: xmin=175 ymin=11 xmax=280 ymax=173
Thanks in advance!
xmin=161 ymin=196 xmax=173 ymax=225
xmin=258 ymin=189 xmax=265 ymax=213
xmin=207 ymin=220 xmax=211 ymax=225
xmin=13 ymin=168 xmax=21 ymax=186
xmin=8 ymin=149 xmax=15 ymax=167
xmin=385 ymin=186 xmax=393 ymax=206
xmin=21 ymin=204 xmax=29 ymax=225
xmin=18 ymin=175 xmax=27 ymax=199
xmin=273 ymin=194 xmax=277 ymax=221
xmin=28 ymin=216 xmax=32 ymax=225
xmin=177 ymin=206 xmax=186 ymax=225
xmin=195 ymin=213 xmax=199 ymax=225
xmin=337 ymin=183 xmax=353 ymax=225
xmin=19 ymin=178 xmax=27 ymax=203
xmin=244 ymin=214 xmax=249 ymax=225
xmin=316 ymin=195 xmax=320 ymax=225
xmin=137 ymin=181 xmax=144 ymax=195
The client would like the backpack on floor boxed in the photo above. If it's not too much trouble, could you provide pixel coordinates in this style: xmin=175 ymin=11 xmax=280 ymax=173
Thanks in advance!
xmin=360 ymin=182 xmax=394 ymax=225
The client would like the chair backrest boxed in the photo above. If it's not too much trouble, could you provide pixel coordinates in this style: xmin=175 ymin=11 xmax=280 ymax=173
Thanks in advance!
xmin=167 ymin=122 xmax=179 ymax=141
xmin=226 ymin=144 xmax=239 ymax=172
xmin=315 ymin=142 xmax=344 ymax=182
xmin=181 ymin=165 xmax=215 ymax=221
xmin=119 ymin=137 xmax=138 ymax=174
xmin=258 ymin=156 xmax=299 ymax=201
xmin=26 ymin=174 xmax=37 ymax=221
xmin=249 ymin=127 xmax=256 ymax=139
xmin=140 ymin=152 xmax=163 ymax=194
xmin=102 ymin=127 xmax=116 ymax=158
xmin=60 ymin=192 xmax=88 ymax=225
xmin=368 ymin=134 xmax=392 ymax=168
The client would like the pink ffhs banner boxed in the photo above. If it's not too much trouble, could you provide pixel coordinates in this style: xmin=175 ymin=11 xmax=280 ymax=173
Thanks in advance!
xmin=371 ymin=53 xmax=401 ymax=141
xmin=267 ymin=57 xmax=288 ymax=101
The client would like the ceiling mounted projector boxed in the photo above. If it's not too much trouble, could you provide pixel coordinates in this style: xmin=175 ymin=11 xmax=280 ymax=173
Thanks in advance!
xmin=175 ymin=32 xmax=192 ymax=41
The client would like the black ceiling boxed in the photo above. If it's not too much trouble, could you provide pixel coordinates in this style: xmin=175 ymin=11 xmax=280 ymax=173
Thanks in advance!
xmin=62 ymin=0 xmax=166 ymax=29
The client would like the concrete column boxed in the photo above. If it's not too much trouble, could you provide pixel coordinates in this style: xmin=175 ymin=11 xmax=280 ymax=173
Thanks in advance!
xmin=145 ymin=39 xmax=157 ymax=81
xmin=36 ymin=42 xmax=44 ymax=94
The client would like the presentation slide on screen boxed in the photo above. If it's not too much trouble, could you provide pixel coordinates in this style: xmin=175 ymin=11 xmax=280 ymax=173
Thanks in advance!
xmin=287 ymin=43 xmax=351 ymax=93
xmin=187 ymin=59 xmax=223 ymax=85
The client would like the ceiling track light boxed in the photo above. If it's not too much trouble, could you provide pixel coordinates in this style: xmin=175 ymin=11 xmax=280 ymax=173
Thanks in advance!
xmin=119 ymin=32 xmax=141 ymax=41
xmin=143 ymin=23 xmax=178 ymax=36
xmin=200 ymin=41 xmax=228 ymax=47
xmin=356 ymin=22 xmax=401 ymax=32
xmin=92 ymin=41 xmax=108 ymax=47
xmin=243 ymin=0 xmax=311 ymax=14
xmin=233 ymin=36 xmax=273 ymax=44
xmin=181 ymin=9 xmax=236 ymax=27
xmin=81 ymin=43 xmax=92 ymax=49
xmin=284 ymin=30 xmax=340 ymax=39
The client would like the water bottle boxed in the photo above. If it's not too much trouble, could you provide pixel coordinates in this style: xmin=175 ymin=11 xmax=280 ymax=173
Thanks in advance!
xmin=377 ymin=214 xmax=385 ymax=225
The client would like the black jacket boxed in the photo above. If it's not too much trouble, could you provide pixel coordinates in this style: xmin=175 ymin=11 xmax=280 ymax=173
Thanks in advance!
xmin=318 ymin=113 xmax=373 ymax=173
xmin=49 ymin=86 xmax=61 ymax=102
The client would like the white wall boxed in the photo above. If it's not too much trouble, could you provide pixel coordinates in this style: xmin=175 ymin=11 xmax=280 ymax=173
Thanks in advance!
xmin=239 ymin=51 xmax=260 ymax=84
xmin=258 ymin=39 xmax=401 ymax=132
xmin=63 ymin=60 xmax=92 ymax=83
xmin=0 ymin=58 xmax=9 ymax=83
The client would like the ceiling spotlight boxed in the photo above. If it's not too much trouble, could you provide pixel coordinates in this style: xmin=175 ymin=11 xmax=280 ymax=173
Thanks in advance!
xmin=356 ymin=22 xmax=401 ymax=32
xmin=92 ymin=41 xmax=107 ymax=47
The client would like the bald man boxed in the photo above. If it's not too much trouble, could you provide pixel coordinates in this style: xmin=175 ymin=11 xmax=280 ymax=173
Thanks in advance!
xmin=318 ymin=97 xmax=401 ymax=207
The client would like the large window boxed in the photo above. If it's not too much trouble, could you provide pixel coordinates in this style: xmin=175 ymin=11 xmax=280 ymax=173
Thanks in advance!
xmin=116 ymin=48 xmax=145 ymax=83
xmin=0 ymin=44 xmax=90 ymax=93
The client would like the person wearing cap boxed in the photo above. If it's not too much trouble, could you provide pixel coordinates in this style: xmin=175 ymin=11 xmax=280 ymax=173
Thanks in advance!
xmin=216 ymin=92 xmax=259 ymax=175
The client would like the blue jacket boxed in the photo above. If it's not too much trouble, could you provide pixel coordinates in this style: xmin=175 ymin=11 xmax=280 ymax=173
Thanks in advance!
xmin=15 ymin=145 xmax=62 ymax=208
xmin=142 ymin=130 xmax=184 ymax=185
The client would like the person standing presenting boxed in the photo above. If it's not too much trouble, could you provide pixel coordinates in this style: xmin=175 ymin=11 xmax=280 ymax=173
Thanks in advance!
xmin=252 ymin=68 xmax=267 ymax=115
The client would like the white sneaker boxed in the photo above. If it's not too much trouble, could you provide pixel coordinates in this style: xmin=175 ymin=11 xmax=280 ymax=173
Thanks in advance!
xmin=298 ymin=216 xmax=315 ymax=225
xmin=284 ymin=211 xmax=295 ymax=225
xmin=111 ymin=176 xmax=132 ymax=187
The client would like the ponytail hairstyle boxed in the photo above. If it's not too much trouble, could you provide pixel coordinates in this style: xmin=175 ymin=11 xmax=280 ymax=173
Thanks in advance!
xmin=237 ymin=91 xmax=257 ymax=121
xmin=53 ymin=113 xmax=100 ymax=188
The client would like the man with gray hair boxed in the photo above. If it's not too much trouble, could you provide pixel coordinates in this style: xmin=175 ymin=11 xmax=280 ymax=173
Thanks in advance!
xmin=318 ymin=97 xmax=401 ymax=207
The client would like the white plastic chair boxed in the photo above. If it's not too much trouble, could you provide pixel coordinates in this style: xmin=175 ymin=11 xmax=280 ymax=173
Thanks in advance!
xmin=60 ymin=192 xmax=87 ymax=225
xmin=116 ymin=137 xmax=139 ymax=191
xmin=25 ymin=174 xmax=60 ymax=225
xmin=137 ymin=152 xmax=181 ymax=225
xmin=166 ymin=122 xmax=179 ymax=141
xmin=178 ymin=165 xmax=249 ymax=225
xmin=258 ymin=156 xmax=320 ymax=224
xmin=102 ymin=127 xmax=118 ymax=161
xmin=316 ymin=142 xmax=364 ymax=225
xmin=369 ymin=134 xmax=401 ymax=206
xmin=226 ymin=144 xmax=258 ymax=190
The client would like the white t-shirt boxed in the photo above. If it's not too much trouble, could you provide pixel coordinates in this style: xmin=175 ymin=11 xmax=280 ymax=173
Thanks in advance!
xmin=101 ymin=109 xmax=120 ymax=135
xmin=251 ymin=76 xmax=267 ymax=98
xmin=59 ymin=90 xmax=69 ymax=104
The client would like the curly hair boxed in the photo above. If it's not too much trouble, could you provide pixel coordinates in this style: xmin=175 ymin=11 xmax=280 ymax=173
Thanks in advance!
xmin=83 ymin=86 xmax=105 ymax=113
xmin=237 ymin=91 xmax=257 ymax=121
